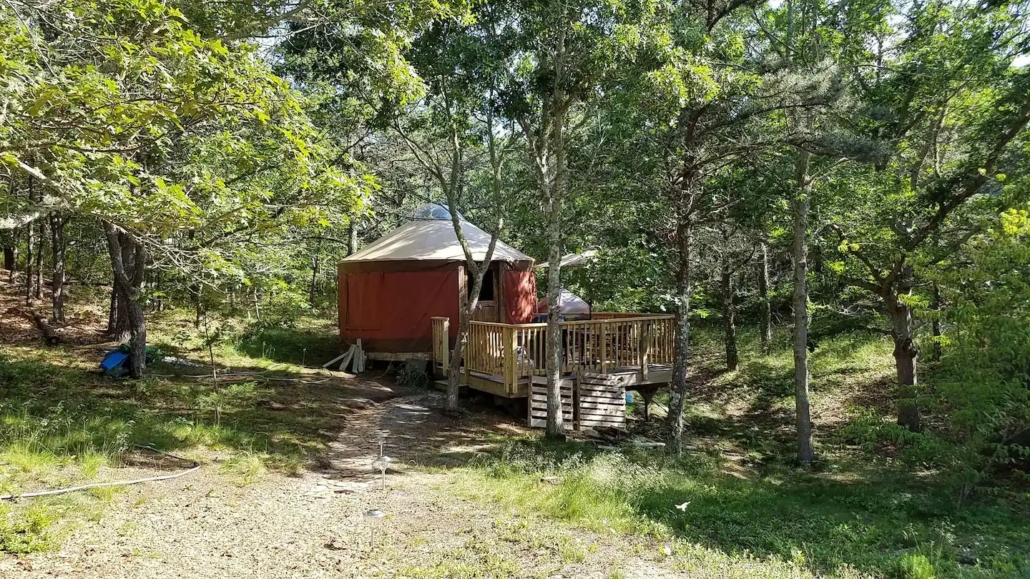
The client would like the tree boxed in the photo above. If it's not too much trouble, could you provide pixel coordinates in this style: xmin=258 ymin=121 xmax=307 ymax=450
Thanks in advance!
xmin=394 ymin=15 xmax=514 ymax=411
xmin=612 ymin=0 xmax=814 ymax=453
xmin=823 ymin=0 xmax=1030 ymax=430
xmin=0 ymin=0 xmax=358 ymax=377
xmin=932 ymin=200 xmax=1030 ymax=499
xmin=488 ymin=0 xmax=661 ymax=438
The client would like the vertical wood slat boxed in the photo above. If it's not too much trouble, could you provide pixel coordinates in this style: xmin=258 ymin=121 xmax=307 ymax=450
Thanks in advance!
xmin=466 ymin=322 xmax=512 ymax=378
xmin=640 ymin=320 xmax=651 ymax=377
xmin=431 ymin=317 xmax=450 ymax=375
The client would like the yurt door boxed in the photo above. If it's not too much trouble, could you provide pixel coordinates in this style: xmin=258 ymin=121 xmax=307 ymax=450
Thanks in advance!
xmin=470 ymin=266 xmax=500 ymax=322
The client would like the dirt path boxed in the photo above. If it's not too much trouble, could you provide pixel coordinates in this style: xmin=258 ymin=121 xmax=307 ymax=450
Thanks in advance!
xmin=0 ymin=392 xmax=683 ymax=579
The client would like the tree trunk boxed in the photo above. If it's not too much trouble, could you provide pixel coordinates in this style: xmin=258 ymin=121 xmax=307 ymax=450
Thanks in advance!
xmin=49 ymin=213 xmax=66 ymax=323
xmin=24 ymin=209 xmax=34 ymax=303
xmin=446 ymin=266 xmax=491 ymax=411
xmin=114 ymin=285 xmax=132 ymax=341
xmin=668 ymin=218 xmax=694 ymax=455
xmin=309 ymin=239 xmax=321 ymax=308
xmin=445 ymin=298 xmax=468 ymax=411
xmin=103 ymin=222 xmax=147 ymax=379
xmin=9 ymin=307 xmax=60 ymax=345
xmin=253 ymin=287 xmax=261 ymax=322
xmin=110 ymin=236 xmax=136 ymax=341
xmin=347 ymin=221 xmax=358 ymax=256
xmin=155 ymin=270 xmax=164 ymax=312
xmin=931 ymin=282 xmax=942 ymax=362
xmin=3 ymin=244 xmax=15 ymax=272
xmin=759 ymin=241 xmax=772 ymax=353
xmin=107 ymin=286 xmax=118 ymax=333
xmin=793 ymin=149 xmax=815 ymax=465
xmin=544 ymin=194 xmax=566 ymax=439
xmin=721 ymin=253 xmax=738 ymax=371
xmin=33 ymin=218 xmax=44 ymax=300
xmin=192 ymin=283 xmax=202 ymax=329
xmin=890 ymin=300 xmax=921 ymax=431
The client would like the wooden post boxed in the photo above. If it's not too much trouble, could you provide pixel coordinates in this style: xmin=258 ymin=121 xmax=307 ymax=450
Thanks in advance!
xmin=573 ymin=375 xmax=580 ymax=431
xmin=640 ymin=321 xmax=652 ymax=379
xmin=442 ymin=318 xmax=450 ymax=376
xmin=504 ymin=326 xmax=516 ymax=395
xmin=600 ymin=320 xmax=609 ymax=373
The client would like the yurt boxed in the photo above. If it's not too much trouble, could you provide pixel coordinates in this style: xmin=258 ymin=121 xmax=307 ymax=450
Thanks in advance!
xmin=536 ymin=289 xmax=591 ymax=321
xmin=338 ymin=205 xmax=537 ymax=357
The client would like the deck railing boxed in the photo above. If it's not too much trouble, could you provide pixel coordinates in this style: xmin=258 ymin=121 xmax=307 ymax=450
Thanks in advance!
xmin=432 ymin=314 xmax=676 ymax=396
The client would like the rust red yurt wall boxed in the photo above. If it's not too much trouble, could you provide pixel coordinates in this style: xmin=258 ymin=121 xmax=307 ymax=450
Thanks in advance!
xmin=503 ymin=269 xmax=537 ymax=324
xmin=338 ymin=265 xmax=461 ymax=353
xmin=339 ymin=264 xmax=539 ymax=354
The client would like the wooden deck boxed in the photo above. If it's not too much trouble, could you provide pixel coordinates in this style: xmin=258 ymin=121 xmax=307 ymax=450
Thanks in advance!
xmin=431 ymin=315 xmax=676 ymax=399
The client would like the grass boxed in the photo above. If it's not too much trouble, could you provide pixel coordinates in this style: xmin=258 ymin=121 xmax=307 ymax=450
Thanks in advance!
xmin=449 ymin=328 xmax=1030 ymax=579
xmin=0 ymin=311 xmax=347 ymax=553
xmin=399 ymin=537 xmax=524 ymax=578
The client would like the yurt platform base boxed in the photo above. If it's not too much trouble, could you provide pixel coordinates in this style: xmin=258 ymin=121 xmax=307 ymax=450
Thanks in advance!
xmin=367 ymin=351 xmax=431 ymax=362
xmin=434 ymin=365 xmax=673 ymax=400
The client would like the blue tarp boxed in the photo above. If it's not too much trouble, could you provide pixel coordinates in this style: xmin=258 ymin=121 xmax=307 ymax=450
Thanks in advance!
xmin=100 ymin=351 xmax=129 ymax=371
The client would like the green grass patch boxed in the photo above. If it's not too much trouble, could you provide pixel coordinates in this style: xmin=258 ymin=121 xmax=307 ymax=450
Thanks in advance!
xmin=0 ymin=502 xmax=58 ymax=554
xmin=454 ymin=439 xmax=1028 ymax=577
xmin=450 ymin=329 xmax=1029 ymax=577
xmin=400 ymin=537 xmax=523 ymax=578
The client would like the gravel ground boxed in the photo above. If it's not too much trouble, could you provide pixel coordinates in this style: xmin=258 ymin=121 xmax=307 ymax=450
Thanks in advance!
xmin=0 ymin=390 xmax=685 ymax=579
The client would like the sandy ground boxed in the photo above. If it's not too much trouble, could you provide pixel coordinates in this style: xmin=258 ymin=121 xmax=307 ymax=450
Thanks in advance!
xmin=0 ymin=390 xmax=685 ymax=579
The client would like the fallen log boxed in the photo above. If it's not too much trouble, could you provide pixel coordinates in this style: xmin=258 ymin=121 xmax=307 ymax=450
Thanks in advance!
xmin=6 ymin=307 xmax=60 ymax=345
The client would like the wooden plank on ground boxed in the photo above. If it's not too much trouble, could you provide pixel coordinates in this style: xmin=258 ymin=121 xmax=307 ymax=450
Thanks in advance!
xmin=322 ymin=346 xmax=354 ymax=369
xmin=339 ymin=346 xmax=356 ymax=371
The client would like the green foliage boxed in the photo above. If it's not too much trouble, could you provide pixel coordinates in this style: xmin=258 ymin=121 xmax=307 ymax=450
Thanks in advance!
xmin=397 ymin=361 xmax=430 ymax=390
xmin=220 ymin=450 xmax=268 ymax=486
xmin=234 ymin=323 xmax=340 ymax=366
xmin=459 ymin=437 xmax=1028 ymax=578
xmin=838 ymin=411 xmax=952 ymax=466
xmin=0 ymin=502 xmax=56 ymax=554
xmin=928 ymin=205 xmax=1030 ymax=492
xmin=892 ymin=553 xmax=937 ymax=579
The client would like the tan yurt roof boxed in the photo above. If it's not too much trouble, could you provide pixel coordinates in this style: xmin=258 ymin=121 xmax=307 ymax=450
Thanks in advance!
xmin=343 ymin=205 xmax=533 ymax=266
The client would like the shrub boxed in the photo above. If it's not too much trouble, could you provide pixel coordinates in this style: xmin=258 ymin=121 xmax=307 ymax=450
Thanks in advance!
xmin=927 ymin=206 xmax=1030 ymax=494
xmin=397 ymin=360 xmax=430 ymax=390
xmin=891 ymin=553 xmax=935 ymax=579
xmin=0 ymin=503 xmax=56 ymax=554
xmin=838 ymin=411 xmax=952 ymax=466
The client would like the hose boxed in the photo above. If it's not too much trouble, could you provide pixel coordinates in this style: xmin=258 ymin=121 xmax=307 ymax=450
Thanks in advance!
xmin=0 ymin=445 xmax=200 ymax=501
